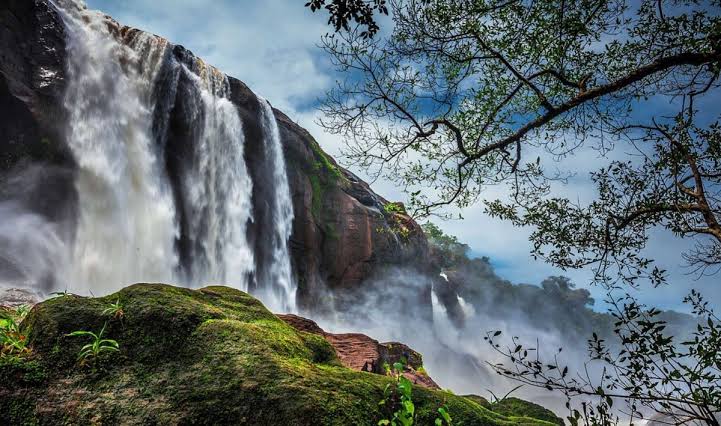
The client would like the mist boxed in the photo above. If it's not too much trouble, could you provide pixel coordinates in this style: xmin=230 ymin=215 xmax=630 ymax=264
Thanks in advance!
xmin=310 ymin=227 xmax=698 ymax=418
xmin=0 ymin=163 xmax=75 ymax=294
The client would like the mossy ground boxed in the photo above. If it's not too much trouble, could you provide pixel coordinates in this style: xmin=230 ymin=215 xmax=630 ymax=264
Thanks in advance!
xmin=0 ymin=284 xmax=560 ymax=425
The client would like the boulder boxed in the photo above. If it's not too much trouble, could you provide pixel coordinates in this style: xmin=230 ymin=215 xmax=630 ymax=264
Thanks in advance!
xmin=0 ymin=283 xmax=558 ymax=425
xmin=0 ymin=287 xmax=41 ymax=308
xmin=278 ymin=313 xmax=440 ymax=389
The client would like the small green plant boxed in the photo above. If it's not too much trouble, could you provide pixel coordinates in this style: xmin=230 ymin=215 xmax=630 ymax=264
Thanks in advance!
xmin=49 ymin=290 xmax=72 ymax=299
xmin=378 ymin=362 xmax=415 ymax=426
xmin=0 ymin=305 xmax=31 ymax=358
xmin=378 ymin=361 xmax=452 ymax=425
xmin=66 ymin=322 xmax=119 ymax=365
xmin=102 ymin=299 xmax=124 ymax=320
xmin=383 ymin=202 xmax=406 ymax=215
xmin=435 ymin=405 xmax=451 ymax=426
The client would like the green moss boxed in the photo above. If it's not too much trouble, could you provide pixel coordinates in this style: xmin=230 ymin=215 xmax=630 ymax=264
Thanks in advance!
xmin=309 ymin=173 xmax=324 ymax=219
xmin=308 ymin=137 xmax=343 ymax=182
xmin=0 ymin=357 xmax=47 ymax=388
xmin=2 ymin=284 xmax=558 ymax=425
xmin=0 ymin=395 xmax=38 ymax=426
xmin=490 ymin=398 xmax=564 ymax=426
xmin=463 ymin=394 xmax=492 ymax=408
xmin=305 ymin=135 xmax=349 ymax=221
xmin=324 ymin=222 xmax=340 ymax=241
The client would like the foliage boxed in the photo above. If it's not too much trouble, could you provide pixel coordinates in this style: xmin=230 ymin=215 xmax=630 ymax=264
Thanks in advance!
xmin=102 ymin=299 xmax=124 ymax=320
xmin=379 ymin=361 xmax=452 ymax=425
xmin=66 ymin=322 xmax=120 ymax=365
xmin=422 ymin=222 xmax=470 ymax=268
xmin=313 ymin=1 xmax=721 ymax=422
xmin=0 ymin=305 xmax=31 ymax=359
xmin=305 ymin=0 xmax=388 ymax=38
xmin=384 ymin=202 xmax=406 ymax=215
xmin=435 ymin=405 xmax=451 ymax=426
xmin=316 ymin=0 xmax=721 ymax=287
xmin=378 ymin=361 xmax=416 ymax=425
xmin=488 ymin=118 xmax=721 ymax=287
xmin=486 ymin=290 xmax=721 ymax=425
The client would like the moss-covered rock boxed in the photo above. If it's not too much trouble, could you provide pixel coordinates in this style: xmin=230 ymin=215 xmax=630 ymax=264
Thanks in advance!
xmin=490 ymin=398 xmax=564 ymax=426
xmin=1 ymin=284 xmax=558 ymax=425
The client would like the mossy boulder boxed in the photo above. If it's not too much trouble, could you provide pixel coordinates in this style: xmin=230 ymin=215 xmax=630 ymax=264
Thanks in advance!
xmin=0 ymin=284 xmax=558 ymax=425
xmin=490 ymin=398 xmax=564 ymax=426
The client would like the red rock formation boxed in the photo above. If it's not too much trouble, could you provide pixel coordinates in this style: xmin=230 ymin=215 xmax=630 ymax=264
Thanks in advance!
xmin=278 ymin=314 xmax=440 ymax=389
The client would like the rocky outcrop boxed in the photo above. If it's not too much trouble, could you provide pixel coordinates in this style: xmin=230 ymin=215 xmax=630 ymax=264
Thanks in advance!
xmin=0 ymin=287 xmax=40 ymax=308
xmin=0 ymin=0 xmax=76 ymax=228
xmin=278 ymin=314 xmax=440 ymax=389
xmin=0 ymin=283 xmax=558 ymax=425
xmin=0 ymin=0 xmax=430 ymax=309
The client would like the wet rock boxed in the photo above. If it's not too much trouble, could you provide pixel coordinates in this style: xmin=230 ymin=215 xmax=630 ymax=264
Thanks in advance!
xmin=0 ymin=287 xmax=40 ymax=307
xmin=0 ymin=0 xmax=430 ymax=312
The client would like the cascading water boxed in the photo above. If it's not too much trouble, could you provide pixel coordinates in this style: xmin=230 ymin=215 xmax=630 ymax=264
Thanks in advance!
xmin=178 ymin=64 xmax=255 ymax=291
xmin=431 ymin=274 xmax=460 ymax=344
xmin=28 ymin=0 xmax=296 ymax=310
xmin=258 ymin=98 xmax=296 ymax=313
xmin=56 ymin=0 xmax=179 ymax=294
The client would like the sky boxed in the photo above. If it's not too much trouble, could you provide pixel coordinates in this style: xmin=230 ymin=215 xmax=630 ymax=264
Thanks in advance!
xmin=84 ymin=0 xmax=720 ymax=313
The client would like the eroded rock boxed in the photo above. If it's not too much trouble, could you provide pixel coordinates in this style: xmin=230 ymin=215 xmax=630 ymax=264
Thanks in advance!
xmin=278 ymin=313 xmax=441 ymax=389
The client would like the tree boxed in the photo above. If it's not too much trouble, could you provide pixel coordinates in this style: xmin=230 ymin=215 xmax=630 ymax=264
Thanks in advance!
xmin=310 ymin=1 xmax=721 ymax=423
xmin=315 ymin=0 xmax=721 ymax=286
xmin=304 ymin=0 xmax=388 ymax=38
xmin=485 ymin=290 xmax=721 ymax=425
xmin=422 ymin=222 xmax=470 ymax=268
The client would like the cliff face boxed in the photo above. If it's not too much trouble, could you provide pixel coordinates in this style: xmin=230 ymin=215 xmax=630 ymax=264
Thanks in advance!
xmin=0 ymin=0 xmax=428 ymax=310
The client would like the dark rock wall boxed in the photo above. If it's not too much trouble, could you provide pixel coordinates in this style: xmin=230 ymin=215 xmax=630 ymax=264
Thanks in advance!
xmin=0 ymin=0 xmax=76 ymax=224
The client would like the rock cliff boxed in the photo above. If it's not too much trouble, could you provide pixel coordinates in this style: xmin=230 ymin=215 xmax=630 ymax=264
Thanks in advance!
xmin=0 ymin=0 xmax=429 ymax=310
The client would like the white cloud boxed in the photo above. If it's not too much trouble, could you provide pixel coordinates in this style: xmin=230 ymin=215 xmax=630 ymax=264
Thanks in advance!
xmin=87 ymin=0 xmax=332 ymax=112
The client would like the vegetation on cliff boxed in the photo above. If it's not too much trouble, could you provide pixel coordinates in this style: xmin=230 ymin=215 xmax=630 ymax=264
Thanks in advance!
xmin=1 ymin=284 xmax=561 ymax=425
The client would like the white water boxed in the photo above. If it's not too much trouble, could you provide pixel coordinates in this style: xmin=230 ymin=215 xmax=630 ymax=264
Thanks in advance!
xmin=258 ymin=98 xmax=296 ymax=313
xmin=24 ymin=0 xmax=296 ymax=310
xmin=57 ymin=1 xmax=178 ymax=294
xmin=180 ymin=64 xmax=255 ymax=290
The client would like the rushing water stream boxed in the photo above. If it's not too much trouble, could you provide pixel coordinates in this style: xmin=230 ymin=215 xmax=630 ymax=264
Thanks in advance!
xmin=44 ymin=0 xmax=296 ymax=312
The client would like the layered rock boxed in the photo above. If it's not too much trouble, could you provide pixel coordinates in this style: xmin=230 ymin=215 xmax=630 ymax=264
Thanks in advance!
xmin=0 ymin=287 xmax=40 ymax=308
xmin=278 ymin=314 xmax=440 ymax=389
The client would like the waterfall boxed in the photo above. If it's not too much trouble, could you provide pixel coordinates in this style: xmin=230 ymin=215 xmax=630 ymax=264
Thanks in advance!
xmin=179 ymin=64 xmax=255 ymax=291
xmin=56 ymin=0 xmax=179 ymax=294
xmin=258 ymin=98 xmax=296 ymax=313
xmin=30 ymin=0 xmax=295 ymax=310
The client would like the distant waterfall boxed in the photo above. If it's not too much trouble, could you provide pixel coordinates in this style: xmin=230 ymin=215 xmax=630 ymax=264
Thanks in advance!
xmin=258 ymin=99 xmax=296 ymax=313
xmin=57 ymin=0 xmax=179 ymax=294
xmin=41 ymin=0 xmax=295 ymax=310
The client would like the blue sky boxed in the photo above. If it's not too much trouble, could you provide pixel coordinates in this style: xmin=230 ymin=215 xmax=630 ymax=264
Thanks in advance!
xmin=85 ymin=0 xmax=720 ymax=313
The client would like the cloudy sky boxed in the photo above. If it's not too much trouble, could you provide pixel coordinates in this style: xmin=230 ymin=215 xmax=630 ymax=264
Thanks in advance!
xmin=85 ymin=0 xmax=720 ymax=312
